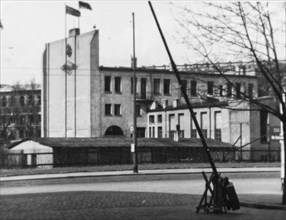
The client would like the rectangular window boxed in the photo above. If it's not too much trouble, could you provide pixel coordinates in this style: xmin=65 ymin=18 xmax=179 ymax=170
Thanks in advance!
xmin=105 ymin=76 xmax=111 ymax=92
xmin=219 ymin=85 xmax=223 ymax=96
xmin=154 ymin=78 xmax=161 ymax=94
xmin=136 ymin=105 xmax=141 ymax=117
xmin=182 ymin=80 xmax=188 ymax=94
xmin=191 ymin=129 xmax=197 ymax=138
xmin=115 ymin=77 xmax=121 ymax=93
xmin=149 ymin=115 xmax=155 ymax=123
xmin=131 ymin=77 xmax=137 ymax=94
xmin=201 ymin=112 xmax=208 ymax=138
xmin=191 ymin=113 xmax=197 ymax=138
xmin=215 ymin=111 xmax=222 ymax=141
xmin=207 ymin=81 xmax=214 ymax=95
xmin=235 ymin=83 xmax=241 ymax=98
xmin=163 ymin=79 xmax=170 ymax=95
xmin=157 ymin=114 xmax=162 ymax=123
xmin=227 ymin=82 xmax=232 ymax=97
xmin=158 ymin=126 xmax=162 ymax=138
xmin=248 ymin=83 xmax=253 ymax=99
xmin=114 ymin=104 xmax=121 ymax=116
xmin=105 ymin=104 xmax=112 ymax=116
xmin=191 ymin=80 xmax=197 ymax=96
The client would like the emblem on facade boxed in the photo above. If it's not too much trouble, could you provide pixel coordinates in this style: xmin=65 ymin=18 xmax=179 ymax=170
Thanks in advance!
xmin=61 ymin=61 xmax=78 ymax=75
xmin=66 ymin=44 xmax=72 ymax=57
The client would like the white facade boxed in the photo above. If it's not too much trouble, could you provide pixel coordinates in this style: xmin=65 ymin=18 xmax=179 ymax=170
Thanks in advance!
xmin=10 ymin=140 xmax=53 ymax=168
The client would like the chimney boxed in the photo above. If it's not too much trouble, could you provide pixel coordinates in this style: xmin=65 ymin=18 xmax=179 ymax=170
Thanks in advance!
xmin=69 ymin=28 xmax=80 ymax=37
xmin=162 ymin=99 xmax=168 ymax=109
xmin=173 ymin=99 xmax=179 ymax=108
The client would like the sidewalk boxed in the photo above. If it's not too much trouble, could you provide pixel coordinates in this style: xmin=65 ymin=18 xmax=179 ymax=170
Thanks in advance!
xmin=0 ymin=167 xmax=280 ymax=181
xmin=1 ymin=167 xmax=285 ymax=211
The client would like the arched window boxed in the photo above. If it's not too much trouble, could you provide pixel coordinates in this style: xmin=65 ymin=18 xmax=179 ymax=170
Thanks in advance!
xmin=105 ymin=126 xmax=124 ymax=136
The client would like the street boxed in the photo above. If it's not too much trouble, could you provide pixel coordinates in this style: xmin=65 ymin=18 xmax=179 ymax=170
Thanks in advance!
xmin=0 ymin=171 xmax=285 ymax=219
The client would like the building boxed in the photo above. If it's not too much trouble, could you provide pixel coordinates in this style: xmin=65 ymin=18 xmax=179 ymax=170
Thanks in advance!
xmin=147 ymin=97 xmax=281 ymax=160
xmin=8 ymin=137 xmax=234 ymax=168
xmin=42 ymin=29 xmax=258 ymax=139
xmin=0 ymin=84 xmax=41 ymax=141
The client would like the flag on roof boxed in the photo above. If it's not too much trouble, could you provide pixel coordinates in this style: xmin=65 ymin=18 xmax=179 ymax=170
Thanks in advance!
xmin=79 ymin=1 xmax=92 ymax=10
xmin=66 ymin=5 xmax=81 ymax=17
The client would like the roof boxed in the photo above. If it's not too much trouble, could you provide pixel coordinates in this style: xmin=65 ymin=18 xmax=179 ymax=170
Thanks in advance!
xmin=99 ymin=66 xmax=257 ymax=79
xmin=148 ymin=101 xmax=229 ymax=113
xmin=9 ymin=137 xmax=232 ymax=149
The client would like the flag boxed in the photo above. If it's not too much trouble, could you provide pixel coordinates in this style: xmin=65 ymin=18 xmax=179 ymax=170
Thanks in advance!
xmin=66 ymin=5 xmax=81 ymax=17
xmin=79 ymin=1 xmax=92 ymax=10
xmin=0 ymin=20 xmax=3 ymax=29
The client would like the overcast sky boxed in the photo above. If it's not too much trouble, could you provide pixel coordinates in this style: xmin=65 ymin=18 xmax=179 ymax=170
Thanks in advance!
xmin=1 ymin=1 xmax=285 ymax=85
xmin=1 ymin=0 xmax=194 ymax=85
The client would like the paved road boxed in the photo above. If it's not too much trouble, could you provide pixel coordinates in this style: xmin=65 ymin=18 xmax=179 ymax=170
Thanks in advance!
xmin=0 ymin=177 xmax=281 ymax=195
xmin=1 ymin=172 xmax=284 ymax=220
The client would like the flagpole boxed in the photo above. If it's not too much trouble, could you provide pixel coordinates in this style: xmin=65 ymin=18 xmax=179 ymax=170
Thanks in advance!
xmin=132 ymin=12 xmax=138 ymax=174
xmin=65 ymin=3 xmax=67 ymax=138
xmin=78 ymin=3 xmax=80 ymax=31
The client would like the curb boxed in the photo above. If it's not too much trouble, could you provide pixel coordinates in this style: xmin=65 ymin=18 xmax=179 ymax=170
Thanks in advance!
xmin=240 ymin=202 xmax=286 ymax=210
xmin=0 ymin=168 xmax=280 ymax=182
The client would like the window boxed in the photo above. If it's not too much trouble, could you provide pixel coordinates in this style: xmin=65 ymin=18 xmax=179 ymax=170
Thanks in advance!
xmin=105 ymin=104 xmax=112 ymax=116
xmin=191 ymin=80 xmax=197 ymax=96
xmin=149 ymin=115 xmax=155 ymax=123
xmin=163 ymin=79 xmax=170 ymax=95
xmin=219 ymin=85 xmax=223 ymax=96
xmin=201 ymin=112 xmax=208 ymax=138
xmin=105 ymin=76 xmax=111 ymax=92
xmin=235 ymin=83 xmax=241 ymax=98
xmin=20 ymin=95 xmax=25 ymax=106
xmin=37 ymin=95 xmax=41 ymax=106
xmin=227 ymin=82 xmax=232 ymax=97
xmin=215 ymin=111 xmax=222 ymax=141
xmin=182 ymin=80 xmax=187 ymax=94
xmin=131 ymin=77 xmax=137 ymax=94
xmin=114 ymin=104 xmax=121 ymax=116
xmin=191 ymin=129 xmax=197 ymax=138
xmin=1 ymin=96 xmax=7 ymax=107
xmin=10 ymin=96 xmax=16 ymax=106
xmin=136 ymin=127 xmax=145 ymax=138
xmin=207 ymin=81 xmax=214 ymax=95
xmin=136 ymin=105 xmax=141 ymax=117
xmin=157 ymin=114 xmax=162 ymax=123
xmin=115 ymin=77 xmax=121 ymax=93
xmin=154 ymin=78 xmax=160 ymax=94
xmin=169 ymin=114 xmax=175 ymax=138
xmin=28 ymin=95 xmax=34 ymax=106
xmin=248 ymin=83 xmax=253 ymax=99
xmin=158 ymin=126 xmax=163 ymax=138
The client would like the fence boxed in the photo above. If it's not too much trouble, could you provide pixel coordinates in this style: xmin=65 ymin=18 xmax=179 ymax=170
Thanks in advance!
xmin=0 ymin=147 xmax=281 ymax=169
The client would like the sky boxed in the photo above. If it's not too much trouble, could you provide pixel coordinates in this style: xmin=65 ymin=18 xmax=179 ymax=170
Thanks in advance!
xmin=1 ymin=0 xmax=194 ymax=85
xmin=0 ymin=1 xmax=285 ymax=85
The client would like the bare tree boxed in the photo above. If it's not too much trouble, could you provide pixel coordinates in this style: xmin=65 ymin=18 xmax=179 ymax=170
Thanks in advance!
xmin=174 ymin=1 xmax=286 ymax=204
xmin=0 ymin=80 xmax=41 ymax=143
